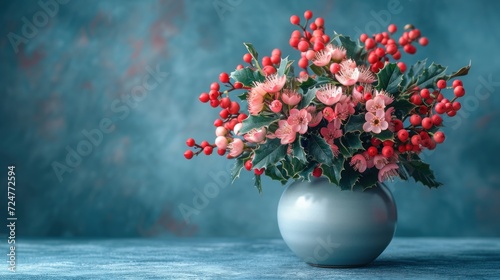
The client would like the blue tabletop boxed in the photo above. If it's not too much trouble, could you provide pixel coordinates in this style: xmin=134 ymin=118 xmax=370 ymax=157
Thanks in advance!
xmin=2 ymin=238 xmax=500 ymax=279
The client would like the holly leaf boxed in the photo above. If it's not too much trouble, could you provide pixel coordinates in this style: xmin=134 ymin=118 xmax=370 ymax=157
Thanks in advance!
xmin=231 ymin=157 xmax=245 ymax=183
xmin=400 ymin=154 xmax=443 ymax=188
xmin=277 ymin=57 xmax=289 ymax=77
xmin=357 ymin=168 xmax=379 ymax=190
xmin=392 ymin=99 xmax=416 ymax=119
xmin=344 ymin=114 xmax=365 ymax=133
xmin=372 ymin=130 xmax=394 ymax=141
xmin=338 ymin=161 xmax=360 ymax=190
xmin=416 ymin=62 xmax=447 ymax=90
xmin=321 ymin=156 xmax=344 ymax=185
xmin=292 ymin=137 xmax=307 ymax=163
xmin=338 ymin=35 xmax=366 ymax=65
xmin=402 ymin=59 xmax=427 ymax=89
xmin=376 ymin=63 xmax=403 ymax=97
xmin=307 ymin=134 xmax=334 ymax=166
xmin=344 ymin=132 xmax=363 ymax=152
xmin=298 ymin=87 xmax=317 ymax=109
xmin=252 ymin=138 xmax=287 ymax=169
xmin=444 ymin=62 xmax=471 ymax=80
xmin=240 ymin=115 xmax=280 ymax=134
xmin=254 ymin=174 xmax=262 ymax=193
xmin=310 ymin=64 xmax=324 ymax=76
xmin=243 ymin=42 xmax=258 ymax=61
xmin=298 ymin=162 xmax=316 ymax=181
xmin=237 ymin=92 xmax=249 ymax=101
xmin=230 ymin=68 xmax=264 ymax=87
xmin=265 ymin=165 xmax=288 ymax=185
xmin=299 ymin=77 xmax=317 ymax=92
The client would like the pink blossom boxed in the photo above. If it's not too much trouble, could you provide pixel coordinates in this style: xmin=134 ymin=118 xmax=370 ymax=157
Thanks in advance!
xmin=335 ymin=59 xmax=359 ymax=86
xmin=312 ymin=50 xmax=332 ymax=66
xmin=288 ymin=108 xmax=312 ymax=134
xmin=270 ymin=100 xmax=283 ymax=113
xmin=228 ymin=138 xmax=244 ymax=157
xmin=247 ymin=88 xmax=265 ymax=116
xmin=378 ymin=163 xmax=399 ymax=182
xmin=373 ymin=155 xmax=388 ymax=169
xmin=363 ymin=151 xmax=375 ymax=168
xmin=251 ymin=83 xmax=268 ymax=96
xmin=297 ymin=71 xmax=309 ymax=82
xmin=334 ymin=101 xmax=355 ymax=121
xmin=281 ymin=89 xmax=302 ymax=106
xmin=307 ymin=105 xmax=323 ymax=127
xmin=326 ymin=44 xmax=346 ymax=62
xmin=374 ymin=89 xmax=393 ymax=105
xmin=233 ymin=123 xmax=242 ymax=135
xmin=351 ymin=86 xmax=364 ymax=105
xmin=215 ymin=136 xmax=228 ymax=150
xmin=316 ymin=84 xmax=343 ymax=105
xmin=320 ymin=121 xmax=342 ymax=146
xmin=365 ymin=95 xmax=386 ymax=112
xmin=261 ymin=74 xmax=286 ymax=93
xmin=322 ymin=107 xmax=336 ymax=122
xmin=358 ymin=66 xmax=377 ymax=84
xmin=275 ymin=120 xmax=296 ymax=144
xmin=350 ymin=154 xmax=367 ymax=173
xmin=330 ymin=144 xmax=340 ymax=157
xmin=363 ymin=109 xmax=389 ymax=134
xmin=244 ymin=127 xmax=267 ymax=144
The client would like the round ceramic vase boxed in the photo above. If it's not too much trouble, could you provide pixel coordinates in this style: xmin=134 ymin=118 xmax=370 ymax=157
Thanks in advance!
xmin=277 ymin=178 xmax=397 ymax=267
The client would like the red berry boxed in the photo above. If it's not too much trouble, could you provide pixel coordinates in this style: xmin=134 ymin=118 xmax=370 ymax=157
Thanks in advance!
xmin=203 ymin=146 xmax=213 ymax=155
xmin=262 ymin=56 xmax=272 ymax=67
xmin=217 ymin=148 xmax=226 ymax=156
xmin=371 ymin=138 xmax=382 ymax=146
xmin=186 ymin=138 xmax=195 ymax=147
xmin=382 ymin=146 xmax=394 ymax=158
xmin=365 ymin=38 xmax=376 ymax=50
xmin=254 ymin=168 xmax=265 ymax=175
xmin=411 ymin=135 xmax=421 ymax=146
xmin=360 ymin=34 xmax=368 ymax=43
xmin=383 ymin=140 xmax=394 ymax=147
xmin=452 ymin=80 xmax=463 ymax=88
xmin=210 ymin=99 xmax=220 ymax=108
xmin=229 ymin=101 xmax=240 ymax=115
xmin=392 ymin=51 xmax=401 ymax=60
xmin=410 ymin=114 xmax=422 ymax=126
xmin=398 ymin=145 xmax=406 ymax=153
xmin=184 ymin=150 xmax=194 ymax=159
xmin=237 ymin=113 xmax=248 ymax=123
xmin=290 ymin=15 xmax=300 ymax=25
xmin=386 ymin=44 xmax=398 ymax=55
xmin=200 ymin=141 xmax=209 ymax=148
xmin=435 ymin=103 xmax=446 ymax=114
xmin=431 ymin=115 xmax=443 ymax=126
xmin=452 ymin=101 xmax=461 ymax=111
xmin=209 ymin=90 xmax=219 ymax=100
xmin=272 ymin=48 xmax=282 ymax=57
xmin=393 ymin=119 xmax=404 ymax=131
xmin=368 ymin=52 xmax=379 ymax=64
xmin=244 ymin=160 xmax=253 ymax=171
xmin=437 ymin=79 xmax=447 ymax=89
xmin=419 ymin=106 xmax=428 ymax=115
xmin=210 ymin=82 xmax=220 ymax=91
xmin=364 ymin=92 xmax=373 ymax=101
xmin=375 ymin=47 xmax=385 ymax=57
xmin=219 ymin=109 xmax=229 ymax=119
xmin=433 ymin=131 xmax=445 ymax=143
xmin=375 ymin=33 xmax=383 ymax=43
xmin=312 ymin=167 xmax=322 ymax=177
xmin=410 ymin=94 xmax=422 ymax=105
xmin=315 ymin=17 xmax=324 ymax=27
xmin=367 ymin=146 xmax=378 ymax=157
xmin=298 ymin=41 xmax=309 ymax=52
xmin=388 ymin=24 xmax=397 ymax=33
xmin=263 ymin=65 xmax=276 ymax=75
xmin=219 ymin=72 xmax=229 ymax=83
xmin=298 ymin=58 xmax=308 ymax=69
xmin=313 ymin=41 xmax=325 ymax=51
xmin=418 ymin=37 xmax=429 ymax=46
xmin=220 ymin=97 xmax=231 ymax=109
xmin=421 ymin=117 xmax=433 ymax=130
xmin=420 ymin=88 xmax=431 ymax=99
xmin=234 ymin=82 xmax=243 ymax=89
xmin=409 ymin=29 xmax=421 ymax=40
xmin=289 ymin=37 xmax=300 ymax=48
xmin=403 ymin=44 xmax=416 ymax=54
xmin=304 ymin=10 xmax=313 ymax=20
xmin=447 ymin=110 xmax=457 ymax=117
xmin=199 ymin=93 xmax=210 ymax=103
xmin=214 ymin=119 xmax=223 ymax=127
xmin=397 ymin=130 xmax=409 ymax=142
xmin=236 ymin=64 xmax=243 ymax=70
xmin=271 ymin=55 xmax=281 ymax=65
xmin=329 ymin=63 xmax=341 ymax=74
xmin=243 ymin=53 xmax=252 ymax=63
xmin=454 ymin=86 xmax=465 ymax=97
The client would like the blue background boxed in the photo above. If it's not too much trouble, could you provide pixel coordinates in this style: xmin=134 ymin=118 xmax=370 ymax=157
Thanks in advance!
xmin=0 ymin=0 xmax=499 ymax=238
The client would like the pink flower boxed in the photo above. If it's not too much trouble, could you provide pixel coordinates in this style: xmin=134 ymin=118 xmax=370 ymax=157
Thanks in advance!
xmin=365 ymin=95 xmax=386 ymax=112
xmin=374 ymin=89 xmax=393 ymax=105
xmin=320 ymin=121 xmax=342 ymax=146
xmin=307 ymin=105 xmax=323 ymax=127
xmin=244 ymin=127 xmax=267 ymax=143
xmin=335 ymin=59 xmax=360 ymax=86
xmin=312 ymin=50 xmax=332 ymax=66
xmin=297 ymin=71 xmax=309 ymax=82
xmin=288 ymin=108 xmax=312 ymax=134
xmin=330 ymin=144 xmax=340 ymax=157
xmin=350 ymin=154 xmax=367 ymax=173
xmin=326 ymin=45 xmax=346 ymax=62
xmin=358 ymin=66 xmax=377 ymax=84
xmin=378 ymin=163 xmax=399 ymax=182
xmin=351 ymin=86 xmax=364 ymax=105
xmin=281 ymin=89 xmax=302 ymax=106
xmin=215 ymin=136 xmax=228 ymax=150
xmin=322 ymin=107 xmax=336 ymax=122
xmin=373 ymin=155 xmax=388 ymax=169
xmin=251 ymin=83 xmax=268 ymax=96
xmin=363 ymin=109 xmax=389 ymax=134
xmin=228 ymin=138 xmax=244 ymax=157
xmin=261 ymin=74 xmax=286 ymax=93
xmin=363 ymin=151 xmax=375 ymax=168
xmin=334 ymin=101 xmax=354 ymax=121
xmin=247 ymin=88 xmax=265 ymax=116
xmin=270 ymin=100 xmax=283 ymax=113
xmin=275 ymin=120 xmax=296 ymax=144
xmin=316 ymin=84 xmax=343 ymax=105
xmin=233 ymin=123 xmax=242 ymax=135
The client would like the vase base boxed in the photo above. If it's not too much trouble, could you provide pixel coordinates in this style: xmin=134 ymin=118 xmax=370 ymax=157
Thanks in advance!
xmin=307 ymin=262 xmax=370 ymax=268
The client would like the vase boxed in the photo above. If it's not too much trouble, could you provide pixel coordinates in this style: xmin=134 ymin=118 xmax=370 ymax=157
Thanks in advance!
xmin=277 ymin=178 xmax=397 ymax=267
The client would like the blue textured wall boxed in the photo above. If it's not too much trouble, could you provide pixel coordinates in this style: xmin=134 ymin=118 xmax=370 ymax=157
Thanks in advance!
xmin=0 ymin=0 xmax=499 ymax=238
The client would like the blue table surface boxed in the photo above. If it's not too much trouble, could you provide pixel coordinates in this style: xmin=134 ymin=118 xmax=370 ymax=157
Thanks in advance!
xmin=1 ymin=238 xmax=499 ymax=279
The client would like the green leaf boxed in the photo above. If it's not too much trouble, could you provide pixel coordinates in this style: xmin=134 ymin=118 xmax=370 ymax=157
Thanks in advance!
xmin=277 ymin=57 xmax=289 ymax=77
xmin=372 ymin=129 xmax=394 ymax=141
xmin=265 ymin=165 xmax=288 ymax=184
xmin=298 ymin=162 xmax=316 ymax=181
xmin=416 ymin=62 xmax=447 ymax=90
xmin=231 ymin=157 xmax=245 ymax=183
xmin=321 ymin=156 xmax=344 ymax=185
xmin=357 ymin=168 xmax=379 ymax=190
xmin=344 ymin=132 xmax=364 ymax=151
xmin=338 ymin=35 xmax=366 ymax=65
xmin=298 ymin=87 xmax=317 ymax=109
xmin=230 ymin=68 xmax=264 ymax=87
xmin=392 ymin=99 xmax=416 ymax=119
xmin=309 ymin=64 xmax=324 ymax=76
xmin=315 ymin=76 xmax=336 ymax=87
xmin=307 ymin=134 xmax=334 ymax=166
xmin=444 ymin=62 xmax=471 ymax=80
xmin=402 ymin=59 xmax=427 ymax=89
xmin=254 ymin=174 xmax=262 ymax=193
xmin=376 ymin=63 xmax=403 ymax=96
xmin=237 ymin=92 xmax=248 ymax=101
xmin=252 ymin=138 xmax=287 ymax=169
xmin=240 ymin=115 xmax=280 ymax=134
xmin=299 ymin=77 xmax=317 ymax=92
xmin=243 ymin=42 xmax=258 ymax=61
xmin=292 ymin=137 xmax=307 ymax=163
xmin=344 ymin=114 xmax=365 ymax=132
xmin=338 ymin=161 xmax=360 ymax=190
xmin=400 ymin=154 xmax=443 ymax=188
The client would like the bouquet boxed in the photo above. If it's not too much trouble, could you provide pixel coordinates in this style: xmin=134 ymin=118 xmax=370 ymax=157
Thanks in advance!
xmin=184 ymin=10 xmax=470 ymax=192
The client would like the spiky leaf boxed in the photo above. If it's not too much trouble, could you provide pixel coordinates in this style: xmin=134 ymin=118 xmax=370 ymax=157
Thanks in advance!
xmin=240 ymin=115 xmax=280 ymax=134
xmin=252 ymin=138 xmax=287 ymax=169
xmin=230 ymin=68 xmax=264 ymax=87
xmin=298 ymin=87 xmax=317 ymax=109
xmin=308 ymin=134 xmax=334 ymax=166
xmin=376 ymin=63 xmax=404 ymax=97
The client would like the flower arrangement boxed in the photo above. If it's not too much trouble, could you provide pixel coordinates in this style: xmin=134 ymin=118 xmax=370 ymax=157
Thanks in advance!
xmin=184 ymin=10 xmax=470 ymax=192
